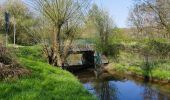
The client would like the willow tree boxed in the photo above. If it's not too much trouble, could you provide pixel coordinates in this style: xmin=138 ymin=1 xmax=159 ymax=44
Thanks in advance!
xmin=29 ymin=0 xmax=90 ymax=67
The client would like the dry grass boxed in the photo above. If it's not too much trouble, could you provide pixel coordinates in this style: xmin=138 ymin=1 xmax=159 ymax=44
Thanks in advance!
xmin=0 ymin=44 xmax=31 ymax=80
xmin=0 ymin=63 xmax=30 ymax=80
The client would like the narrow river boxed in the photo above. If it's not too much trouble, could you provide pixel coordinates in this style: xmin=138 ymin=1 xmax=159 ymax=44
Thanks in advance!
xmin=74 ymin=69 xmax=170 ymax=100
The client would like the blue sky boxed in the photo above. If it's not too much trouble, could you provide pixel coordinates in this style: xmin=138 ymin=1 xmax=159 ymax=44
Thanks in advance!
xmin=0 ymin=0 xmax=4 ymax=4
xmin=0 ymin=0 xmax=133 ymax=28
xmin=93 ymin=0 xmax=133 ymax=28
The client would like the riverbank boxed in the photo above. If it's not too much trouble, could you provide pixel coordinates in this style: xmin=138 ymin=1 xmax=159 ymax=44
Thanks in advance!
xmin=105 ymin=51 xmax=170 ymax=84
xmin=104 ymin=40 xmax=170 ymax=83
xmin=0 ymin=46 xmax=95 ymax=100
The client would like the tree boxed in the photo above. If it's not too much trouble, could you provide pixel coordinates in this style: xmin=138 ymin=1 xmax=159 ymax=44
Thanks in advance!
xmin=128 ymin=0 xmax=170 ymax=39
xmin=88 ymin=4 xmax=116 ymax=55
xmin=29 ymin=0 xmax=90 ymax=67
xmin=0 ymin=5 xmax=4 ymax=35
xmin=144 ymin=0 xmax=170 ymax=35
xmin=1 ymin=0 xmax=37 ymax=45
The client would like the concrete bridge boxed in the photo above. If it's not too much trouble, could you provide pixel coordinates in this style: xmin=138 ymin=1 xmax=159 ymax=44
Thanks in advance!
xmin=63 ymin=44 xmax=108 ymax=72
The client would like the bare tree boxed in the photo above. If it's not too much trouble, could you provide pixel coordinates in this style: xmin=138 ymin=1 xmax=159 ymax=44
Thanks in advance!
xmin=28 ymin=0 xmax=90 ymax=67
xmin=128 ymin=4 xmax=146 ymax=38
xmin=128 ymin=0 xmax=170 ymax=39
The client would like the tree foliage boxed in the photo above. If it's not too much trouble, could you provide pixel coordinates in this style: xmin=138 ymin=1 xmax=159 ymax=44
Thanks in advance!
xmin=87 ymin=4 xmax=116 ymax=55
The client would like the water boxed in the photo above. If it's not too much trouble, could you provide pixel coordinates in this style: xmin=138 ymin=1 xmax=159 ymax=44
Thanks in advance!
xmin=74 ymin=70 xmax=170 ymax=100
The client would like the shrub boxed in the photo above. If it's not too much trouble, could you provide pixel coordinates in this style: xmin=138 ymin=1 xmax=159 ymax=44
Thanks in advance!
xmin=0 ymin=44 xmax=14 ymax=65
xmin=0 ymin=44 xmax=30 ymax=80
xmin=106 ymin=43 xmax=124 ymax=59
xmin=148 ymin=40 xmax=170 ymax=58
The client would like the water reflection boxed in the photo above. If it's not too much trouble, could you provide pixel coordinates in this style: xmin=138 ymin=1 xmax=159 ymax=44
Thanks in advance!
xmin=93 ymin=81 xmax=118 ymax=100
xmin=77 ymin=70 xmax=170 ymax=100
xmin=142 ymin=84 xmax=169 ymax=100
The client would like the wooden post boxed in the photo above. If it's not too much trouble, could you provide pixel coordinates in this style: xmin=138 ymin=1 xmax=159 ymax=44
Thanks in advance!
xmin=5 ymin=12 xmax=10 ymax=47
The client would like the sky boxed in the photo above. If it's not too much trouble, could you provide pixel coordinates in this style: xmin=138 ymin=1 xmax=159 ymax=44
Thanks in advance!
xmin=94 ymin=0 xmax=133 ymax=28
xmin=0 ymin=0 xmax=133 ymax=28
xmin=0 ymin=0 xmax=4 ymax=4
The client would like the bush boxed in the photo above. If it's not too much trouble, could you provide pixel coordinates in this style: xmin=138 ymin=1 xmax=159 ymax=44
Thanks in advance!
xmin=95 ymin=36 xmax=124 ymax=58
xmin=0 ymin=44 xmax=30 ymax=80
xmin=106 ymin=43 xmax=124 ymax=59
xmin=148 ymin=40 xmax=170 ymax=58
xmin=0 ymin=44 xmax=13 ymax=65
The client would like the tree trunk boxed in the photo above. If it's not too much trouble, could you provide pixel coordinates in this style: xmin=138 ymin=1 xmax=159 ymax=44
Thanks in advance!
xmin=51 ymin=27 xmax=57 ymax=66
xmin=55 ymin=40 xmax=62 ymax=67
xmin=55 ymin=25 xmax=62 ymax=67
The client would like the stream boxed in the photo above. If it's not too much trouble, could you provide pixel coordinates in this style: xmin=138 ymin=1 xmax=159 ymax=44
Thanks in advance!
xmin=74 ymin=69 xmax=170 ymax=100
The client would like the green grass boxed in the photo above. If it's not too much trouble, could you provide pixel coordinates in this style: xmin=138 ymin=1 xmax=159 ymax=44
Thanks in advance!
xmin=15 ymin=45 xmax=46 ymax=62
xmin=110 ymin=51 xmax=170 ymax=81
xmin=0 ymin=46 xmax=95 ymax=100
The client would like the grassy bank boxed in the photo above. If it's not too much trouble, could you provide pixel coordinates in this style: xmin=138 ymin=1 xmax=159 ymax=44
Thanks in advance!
xmin=107 ymin=41 xmax=170 ymax=83
xmin=0 ymin=46 xmax=95 ymax=100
